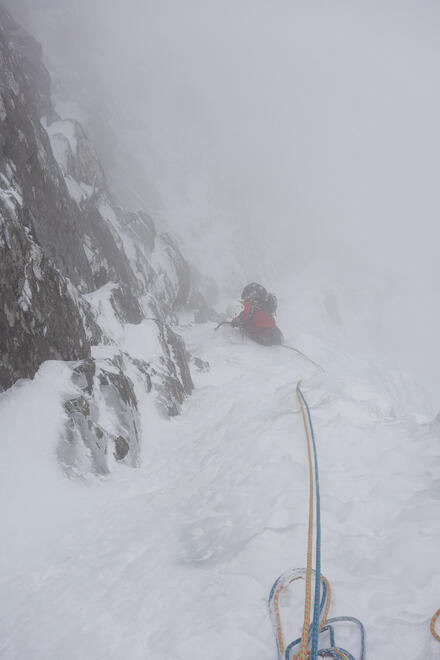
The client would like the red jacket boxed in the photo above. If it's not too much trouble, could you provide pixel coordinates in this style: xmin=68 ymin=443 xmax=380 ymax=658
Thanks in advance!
xmin=233 ymin=301 xmax=275 ymax=337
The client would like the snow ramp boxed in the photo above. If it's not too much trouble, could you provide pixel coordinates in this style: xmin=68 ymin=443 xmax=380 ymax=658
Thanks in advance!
xmin=1 ymin=321 xmax=440 ymax=659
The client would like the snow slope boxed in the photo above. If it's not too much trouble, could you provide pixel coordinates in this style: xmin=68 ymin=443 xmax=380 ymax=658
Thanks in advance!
xmin=1 ymin=313 xmax=440 ymax=659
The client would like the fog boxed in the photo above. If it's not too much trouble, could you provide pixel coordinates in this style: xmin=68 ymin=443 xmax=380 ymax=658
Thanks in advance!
xmin=7 ymin=0 xmax=440 ymax=403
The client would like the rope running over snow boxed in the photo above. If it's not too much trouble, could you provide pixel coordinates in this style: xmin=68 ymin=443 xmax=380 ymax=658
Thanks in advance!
xmin=268 ymin=383 xmax=365 ymax=659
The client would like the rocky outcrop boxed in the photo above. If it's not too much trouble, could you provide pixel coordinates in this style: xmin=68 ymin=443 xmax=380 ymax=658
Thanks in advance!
xmin=60 ymin=357 xmax=141 ymax=477
xmin=0 ymin=213 xmax=90 ymax=389
xmin=0 ymin=4 xmax=218 ymax=477
xmin=109 ymin=284 xmax=143 ymax=325
xmin=155 ymin=321 xmax=193 ymax=415
xmin=43 ymin=113 xmax=208 ymax=323
xmin=0 ymin=4 xmax=53 ymax=119
xmin=46 ymin=118 xmax=106 ymax=191
xmin=0 ymin=8 xmax=93 ymax=288
xmin=0 ymin=5 xmax=96 ymax=388
xmin=60 ymin=320 xmax=193 ymax=477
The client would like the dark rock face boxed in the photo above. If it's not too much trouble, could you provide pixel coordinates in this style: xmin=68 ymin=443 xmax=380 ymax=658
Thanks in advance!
xmin=0 ymin=8 xmax=93 ymax=288
xmin=43 ymin=114 xmax=205 ymax=323
xmin=0 ymin=5 xmax=53 ymax=119
xmin=0 ymin=5 xmax=200 ymax=391
xmin=0 ymin=194 xmax=90 ymax=390
xmin=109 ymin=284 xmax=143 ymax=324
xmin=80 ymin=204 xmax=136 ymax=290
xmin=0 ymin=6 xmax=220 ymax=476
xmin=0 ymin=4 xmax=97 ymax=388
xmin=114 ymin=435 xmax=129 ymax=461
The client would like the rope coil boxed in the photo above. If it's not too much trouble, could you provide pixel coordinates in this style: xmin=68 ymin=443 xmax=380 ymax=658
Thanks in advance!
xmin=431 ymin=608 xmax=440 ymax=642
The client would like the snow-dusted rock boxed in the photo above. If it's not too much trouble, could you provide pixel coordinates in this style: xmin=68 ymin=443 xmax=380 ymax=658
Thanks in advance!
xmin=0 ymin=197 xmax=90 ymax=390
xmin=60 ymin=356 xmax=141 ymax=477
xmin=44 ymin=117 xmax=106 ymax=192
xmin=0 ymin=8 xmax=93 ymax=289
xmin=60 ymin=316 xmax=193 ymax=477
xmin=0 ymin=5 xmax=218 ymax=484
xmin=155 ymin=320 xmax=194 ymax=411
xmin=0 ymin=4 xmax=53 ymax=120
xmin=43 ymin=112 xmax=218 ymax=329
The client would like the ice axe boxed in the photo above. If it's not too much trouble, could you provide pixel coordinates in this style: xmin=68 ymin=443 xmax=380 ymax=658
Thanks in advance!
xmin=214 ymin=321 xmax=233 ymax=331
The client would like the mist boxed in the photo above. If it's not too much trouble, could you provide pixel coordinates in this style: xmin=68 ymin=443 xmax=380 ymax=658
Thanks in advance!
xmin=3 ymin=5 xmax=440 ymax=653
xmin=7 ymin=0 xmax=440 ymax=402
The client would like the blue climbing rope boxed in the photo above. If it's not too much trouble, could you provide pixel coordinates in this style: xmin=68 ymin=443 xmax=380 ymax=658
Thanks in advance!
xmin=268 ymin=383 xmax=366 ymax=660
xmin=297 ymin=384 xmax=322 ymax=657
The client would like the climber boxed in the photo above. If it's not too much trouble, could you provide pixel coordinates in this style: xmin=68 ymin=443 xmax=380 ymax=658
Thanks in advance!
xmin=231 ymin=283 xmax=283 ymax=346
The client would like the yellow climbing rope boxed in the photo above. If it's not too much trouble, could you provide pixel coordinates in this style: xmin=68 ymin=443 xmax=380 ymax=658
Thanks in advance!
xmin=296 ymin=382 xmax=315 ymax=660
xmin=272 ymin=572 xmax=333 ymax=659
xmin=294 ymin=386 xmax=348 ymax=660
xmin=268 ymin=383 xmax=365 ymax=660
xmin=273 ymin=574 xmax=305 ymax=657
